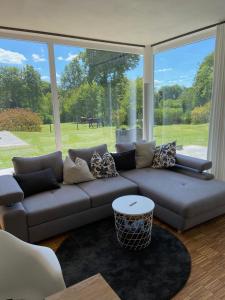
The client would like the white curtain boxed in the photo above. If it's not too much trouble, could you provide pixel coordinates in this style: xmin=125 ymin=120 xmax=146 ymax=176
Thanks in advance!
xmin=208 ymin=23 xmax=225 ymax=180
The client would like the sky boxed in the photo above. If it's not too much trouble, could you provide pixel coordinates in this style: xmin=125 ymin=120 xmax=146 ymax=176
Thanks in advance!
xmin=0 ymin=36 xmax=215 ymax=88
xmin=154 ymin=37 xmax=215 ymax=89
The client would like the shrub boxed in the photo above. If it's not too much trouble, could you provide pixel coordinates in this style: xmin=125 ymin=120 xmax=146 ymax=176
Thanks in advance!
xmin=154 ymin=107 xmax=183 ymax=125
xmin=191 ymin=102 xmax=210 ymax=124
xmin=0 ymin=108 xmax=42 ymax=132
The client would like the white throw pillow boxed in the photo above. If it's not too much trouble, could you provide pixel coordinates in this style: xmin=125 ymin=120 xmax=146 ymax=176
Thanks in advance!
xmin=135 ymin=141 xmax=156 ymax=168
xmin=63 ymin=156 xmax=95 ymax=184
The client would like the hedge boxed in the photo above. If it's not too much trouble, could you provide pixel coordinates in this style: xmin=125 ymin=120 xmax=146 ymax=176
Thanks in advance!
xmin=0 ymin=108 xmax=42 ymax=132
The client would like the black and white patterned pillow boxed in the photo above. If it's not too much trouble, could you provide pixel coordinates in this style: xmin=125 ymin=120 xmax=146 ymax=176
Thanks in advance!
xmin=152 ymin=141 xmax=176 ymax=169
xmin=91 ymin=152 xmax=119 ymax=178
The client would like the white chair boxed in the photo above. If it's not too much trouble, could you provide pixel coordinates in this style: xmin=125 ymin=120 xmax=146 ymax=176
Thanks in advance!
xmin=0 ymin=229 xmax=66 ymax=300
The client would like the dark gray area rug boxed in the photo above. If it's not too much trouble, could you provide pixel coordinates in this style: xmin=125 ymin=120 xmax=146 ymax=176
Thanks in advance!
xmin=56 ymin=218 xmax=191 ymax=300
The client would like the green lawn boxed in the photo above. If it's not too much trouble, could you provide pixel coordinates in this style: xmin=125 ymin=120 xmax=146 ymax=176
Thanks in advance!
xmin=154 ymin=123 xmax=209 ymax=147
xmin=0 ymin=123 xmax=209 ymax=169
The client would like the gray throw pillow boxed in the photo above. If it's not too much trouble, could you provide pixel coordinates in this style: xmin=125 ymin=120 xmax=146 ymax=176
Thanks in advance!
xmin=12 ymin=151 xmax=63 ymax=182
xmin=152 ymin=141 xmax=176 ymax=169
xmin=91 ymin=152 xmax=119 ymax=179
xmin=63 ymin=156 xmax=95 ymax=184
xmin=68 ymin=144 xmax=108 ymax=166
xmin=135 ymin=141 xmax=156 ymax=168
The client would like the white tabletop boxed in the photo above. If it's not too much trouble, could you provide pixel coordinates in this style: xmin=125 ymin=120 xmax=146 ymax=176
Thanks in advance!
xmin=112 ymin=195 xmax=155 ymax=216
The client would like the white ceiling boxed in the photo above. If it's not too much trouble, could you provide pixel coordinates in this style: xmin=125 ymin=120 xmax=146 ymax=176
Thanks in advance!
xmin=0 ymin=0 xmax=225 ymax=46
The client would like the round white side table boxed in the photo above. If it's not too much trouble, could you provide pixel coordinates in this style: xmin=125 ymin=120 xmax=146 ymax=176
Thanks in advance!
xmin=112 ymin=195 xmax=155 ymax=251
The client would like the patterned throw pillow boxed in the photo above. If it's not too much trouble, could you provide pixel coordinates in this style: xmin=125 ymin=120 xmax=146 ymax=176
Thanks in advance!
xmin=152 ymin=141 xmax=176 ymax=169
xmin=91 ymin=152 xmax=119 ymax=178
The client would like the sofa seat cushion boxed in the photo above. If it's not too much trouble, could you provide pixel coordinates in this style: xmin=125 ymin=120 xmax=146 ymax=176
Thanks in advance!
xmin=78 ymin=176 xmax=138 ymax=208
xmin=22 ymin=185 xmax=90 ymax=226
xmin=120 ymin=168 xmax=225 ymax=218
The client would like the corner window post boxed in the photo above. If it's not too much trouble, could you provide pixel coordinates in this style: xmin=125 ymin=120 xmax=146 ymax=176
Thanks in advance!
xmin=143 ymin=45 xmax=154 ymax=141
xmin=47 ymin=42 xmax=62 ymax=151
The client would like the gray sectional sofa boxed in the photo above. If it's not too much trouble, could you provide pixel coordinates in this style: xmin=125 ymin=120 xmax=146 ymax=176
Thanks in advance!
xmin=1 ymin=146 xmax=225 ymax=242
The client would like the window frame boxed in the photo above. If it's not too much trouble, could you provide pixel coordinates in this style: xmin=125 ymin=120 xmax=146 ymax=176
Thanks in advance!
xmin=0 ymin=27 xmax=216 ymax=157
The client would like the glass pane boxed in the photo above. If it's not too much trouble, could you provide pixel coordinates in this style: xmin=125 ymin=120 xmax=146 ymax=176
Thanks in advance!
xmin=0 ymin=38 xmax=55 ymax=171
xmin=153 ymin=37 xmax=215 ymax=158
xmin=54 ymin=45 xmax=143 ymax=155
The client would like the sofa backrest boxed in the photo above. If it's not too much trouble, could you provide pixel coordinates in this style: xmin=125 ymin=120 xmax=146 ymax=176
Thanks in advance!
xmin=68 ymin=144 xmax=108 ymax=166
xmin=116 ymin=143 xmax=135 ymax=153
xmin=12 ymin=151 xmax=63 ymax=183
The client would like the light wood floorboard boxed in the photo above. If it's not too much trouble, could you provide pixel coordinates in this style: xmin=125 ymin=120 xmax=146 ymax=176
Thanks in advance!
xmin=40 ymin=215 xmax=225 ymax=299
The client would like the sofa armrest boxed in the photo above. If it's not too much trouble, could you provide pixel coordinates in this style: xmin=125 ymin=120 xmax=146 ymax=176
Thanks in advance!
xmin=0 ymin=175 xmax=24 ymax=206
xmin=176 ymin=154 xmax=212 ymax=172
xmin=170 ymin=165 xmax=214 ymax=180
xmin=0 ymin=202 xmax=28 ymax=241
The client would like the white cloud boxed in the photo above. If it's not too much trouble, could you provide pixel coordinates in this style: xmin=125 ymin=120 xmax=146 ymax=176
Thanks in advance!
xmin=154 ymin=79 xmax=163 ymax=85
xmin=65 ymin=52 xmax=78 ymax=61
xmin=57 ymin=53 xmax=78 ymax=62
xmin=41 ymin=75 xmax=50 ymax=81
xmin=32 ymin=53 xmax=46 ymax=62
xmin=155 ymin=68 xmax=173 ymax=73
xmin=0 ymin=48 xmax=26 ymax=64
xmin=56 ymin=73 xmax=60 ymax=78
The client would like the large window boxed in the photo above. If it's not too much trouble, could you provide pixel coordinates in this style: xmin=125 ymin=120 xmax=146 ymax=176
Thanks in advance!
xmin=0 ymin=36 xmax=143 ymax=170
xmin=0 ymin=38 xmax=55 ymax=170
xmin=154 ymin=37 xmax=215 ymax=158
xmin=54 ymin=45 xmax=143 ymax=154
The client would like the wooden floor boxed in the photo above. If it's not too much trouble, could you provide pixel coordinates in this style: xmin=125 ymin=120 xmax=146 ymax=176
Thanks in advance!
xmin=40 ymin=215 xmax=225 ymax=299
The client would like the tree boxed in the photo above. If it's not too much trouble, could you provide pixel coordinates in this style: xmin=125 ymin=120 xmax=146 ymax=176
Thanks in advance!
xmin=81 ymin=49 xmax=140 ymax=85
xmin=179 ymin=87 xmax=195 ymax=112
xmin=41 ymin=80 xmax=51 ymax=95
xmin=0 ymin=66 xmax=24 ymax=109
xmin=59 ymin=49 xmax=141 ymax=126
xmin=40 ymin=92 xmax=53 ymax=124
xmin=193 ymin=53 xmax=214 ymax=106
xmin=136 ymin=77 xmax=143 ymax=126
xmin=0 ymin=65 xmax=45 ymax=114
xmin=111 ymin=76 xmax=130 ymax=126
xmin=155 ymin=85 xmax=184 ymax=101
xmin=22 ymin=65 xmax=43 ymax=112
xmin=60 ymin=56 xmax=86 ymax=90
xmin=59 ymin=82 xmax=104 ymax=123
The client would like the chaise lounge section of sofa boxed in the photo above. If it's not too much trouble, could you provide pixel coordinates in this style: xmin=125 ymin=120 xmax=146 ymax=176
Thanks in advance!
xmin=1 ymin=146 xmax=225 ymax=242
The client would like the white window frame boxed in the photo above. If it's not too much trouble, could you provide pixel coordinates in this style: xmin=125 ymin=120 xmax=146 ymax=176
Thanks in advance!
xmin=152 ymin=28 xmax=216 ymax=54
